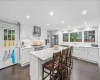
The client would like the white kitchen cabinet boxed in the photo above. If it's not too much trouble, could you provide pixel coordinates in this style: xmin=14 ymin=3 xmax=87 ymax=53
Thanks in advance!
xmin=73 ymin=46 xmax=99 ymax=63
xmin=20 ymin=47 xmax=34 ymax=67
xmin=87 ymin=48 xmax=99 ymax=62
xmin=73 ymin=47 xmax=80 ymax=58
xmin=79 ymin=47 xmax=87 ymax=59
xmin=73 ymin=47 xmax=87 ymax=59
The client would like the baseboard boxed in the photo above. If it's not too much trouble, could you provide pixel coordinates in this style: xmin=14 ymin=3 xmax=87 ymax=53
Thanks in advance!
xmin=0 ymin=63 xmax=18 ymax=70
xmin=21 ymin=62 xmax=30 ymax=67
xmin=73 ymin=56 xmax=98 ymax=65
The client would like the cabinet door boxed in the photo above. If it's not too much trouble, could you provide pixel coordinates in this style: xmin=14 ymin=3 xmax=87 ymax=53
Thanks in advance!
xmin=79 ymin=47 xmax=87 ymax=59
xmin=22 ymin=49 xmax=30 ymax=65
xmin=73 ymin=48 xmax=80 ymax=58
xmin=87 ymin=48 xmax=99 ymax=62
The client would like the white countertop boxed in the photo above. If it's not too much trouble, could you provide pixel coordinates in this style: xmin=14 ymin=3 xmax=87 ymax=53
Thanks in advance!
xmin=62 ymin=44 xmax=99 ymax=48
xmin=74 ymin=46 xmax=99 ymax=49
xmin=21 ymin=46 xmax=33 ymax=49
xmin=21 ymin=45 xmax=45 ymax=50
xmin=30 ymin=46 xmax=67 ymax=61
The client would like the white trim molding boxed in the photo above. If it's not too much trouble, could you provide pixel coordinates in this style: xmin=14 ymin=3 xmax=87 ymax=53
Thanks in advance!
xmin=98 ymin=61 xmax=100 ymax=67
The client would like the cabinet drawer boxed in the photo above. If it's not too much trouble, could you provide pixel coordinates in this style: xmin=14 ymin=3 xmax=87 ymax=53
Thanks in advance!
xmin=74 ymin=47 xmax=80 ymax=50
xmin=79 ymin=47 xmax=87 ymax=51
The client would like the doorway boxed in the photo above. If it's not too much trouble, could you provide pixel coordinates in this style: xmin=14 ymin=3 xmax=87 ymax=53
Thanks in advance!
xmin=51 ymin=35 xmax=59 ymax=47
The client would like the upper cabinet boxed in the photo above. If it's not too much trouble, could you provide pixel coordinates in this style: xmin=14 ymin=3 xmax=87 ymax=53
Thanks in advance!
xmin=84 ymin=30 xmax=95 ymax=43
xmin=63 ymin=33 xmax=69 ymax=42
xmin=33 ymin=26 xmax=41 ymax=36
xmin=70 ymin=32 xmax=82 ymax=42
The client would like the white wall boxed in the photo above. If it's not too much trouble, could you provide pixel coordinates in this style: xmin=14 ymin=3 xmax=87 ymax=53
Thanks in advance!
xmin=20 ymin=24 xmax=47 ymax=46
xmin=40 ymin=30 xmax=47 ymax=40
xmin=97 ymin=25 xmax=100 ymax=65
xmin=98 ymin=26 xmax=100 ymax=47
xmin=0 ymin=23 xmax=4 ymax=69
xmin=20 ymin=24 xmax=40 ymax=40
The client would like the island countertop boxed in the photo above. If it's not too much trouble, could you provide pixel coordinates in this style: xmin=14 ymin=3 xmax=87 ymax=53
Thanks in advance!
xmin=29 ymin=46 xmax=68 ymax=80
xmin=29 ymin=46 xmax=67 ymax=61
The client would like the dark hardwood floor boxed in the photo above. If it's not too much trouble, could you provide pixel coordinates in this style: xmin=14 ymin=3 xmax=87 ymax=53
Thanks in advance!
xmin=71 ymin=59 xmax=100 ymax=80
xmin=0 ymin=64 xmax=29 ymax=80
xmin=0 ymin=59 xmax=100 ymax=80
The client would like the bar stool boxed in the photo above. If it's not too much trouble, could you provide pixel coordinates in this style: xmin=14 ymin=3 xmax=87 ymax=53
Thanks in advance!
xmin=61 ymin=48 xmax=70 ymax=80
xmin=42 ymin=51 xmax=61 ymax=80
xmin=65 ymin=46 xmax=73 ymax=77
xmin=68 ymin=46 xmax=73 ymax=70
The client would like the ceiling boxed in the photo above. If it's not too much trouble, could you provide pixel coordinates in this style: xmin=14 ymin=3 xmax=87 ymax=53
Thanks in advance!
xmin=0 ymin=0 xmax=100 ymax=30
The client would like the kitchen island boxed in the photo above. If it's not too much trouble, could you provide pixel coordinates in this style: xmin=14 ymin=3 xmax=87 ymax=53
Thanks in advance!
xmin=29 ymin=46 xmax=67 ymax=80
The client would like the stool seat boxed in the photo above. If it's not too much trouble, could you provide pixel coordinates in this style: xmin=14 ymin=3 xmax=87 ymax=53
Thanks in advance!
xmin=43 ymin=60 xmax=59 ymax=70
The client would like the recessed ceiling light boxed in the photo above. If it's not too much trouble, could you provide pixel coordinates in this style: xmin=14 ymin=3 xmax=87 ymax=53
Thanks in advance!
xmin=47 ymin=24 xmax=50 ymax=26
xmin=26 ymin=15 xmax=30 ymax=19
xmin=84 ymin=22 xmax=87 ymax=25
xmin=50 ymin=12 xmax=54 ymax=16
xmin=82 ymin=10 xmax=87 ymax=15
xmin=61 ymin=20 xmax=64 ymax=24
xmin=68 ymin=26 xmax=70 ymax=27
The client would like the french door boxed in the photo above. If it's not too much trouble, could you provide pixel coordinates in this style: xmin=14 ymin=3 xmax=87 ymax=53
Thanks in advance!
xmin=0 ymin=22 xmax=19 ymax=69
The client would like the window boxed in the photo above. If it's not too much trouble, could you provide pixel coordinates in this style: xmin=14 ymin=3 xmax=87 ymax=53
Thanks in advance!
xmin=4 ymin=29 xmax=15 ymax=47
xmin=63 ymin=33 xmax=69 ymax=42
xmin=84 ymin=30 xmax=95 ymax=43
xmin=70 ymin=32 xmax=82 ymax=42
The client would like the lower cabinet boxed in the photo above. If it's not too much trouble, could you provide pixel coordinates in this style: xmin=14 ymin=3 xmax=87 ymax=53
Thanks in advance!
xmin=73 ymin=47 xmax=99 ymax=63
xmin=73 ymin=47 xmax=87 ymax=59
xmin=79 ymin=47 xmax=87 ymax=59
xmin=73 ymin=47 xmax=80 ymax=58
xmin=20 ymin=48 xmax=34 ymax=67
xmin=87 ymin=48 xmax=99 ymax=62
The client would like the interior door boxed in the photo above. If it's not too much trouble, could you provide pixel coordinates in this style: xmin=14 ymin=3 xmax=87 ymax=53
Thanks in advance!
xmin=1 ymin=23 xmax=19 ymax=68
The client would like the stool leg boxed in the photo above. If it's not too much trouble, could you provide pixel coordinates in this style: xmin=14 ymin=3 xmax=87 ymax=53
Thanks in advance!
xmin=52 ymin=71 xmax=54 ymax=80
xmin=50 ymin=71 xmax=51 ymax=80
xmin=42 ymin=66 xmax=44 ymax=80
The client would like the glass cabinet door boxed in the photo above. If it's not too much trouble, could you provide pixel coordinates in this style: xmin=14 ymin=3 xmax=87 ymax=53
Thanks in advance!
xmin=84 ymin=30 xmax=95 ymax=43
xmin=63 ymin=33 xmax=69 ymax=42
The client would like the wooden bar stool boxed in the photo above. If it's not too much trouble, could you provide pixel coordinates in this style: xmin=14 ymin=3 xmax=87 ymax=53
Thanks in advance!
xmin=61 ymin=48 xmax=70 ymax=80
xmin=60 ymin=47 xmax=74 ymax=80
xmin=68 ymin=46 xmax=73 ymax=70
xmin=42 ymin=51 xmax=61 ymax=80
xmin=65 ymin=46 xmax=73 ymax=77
